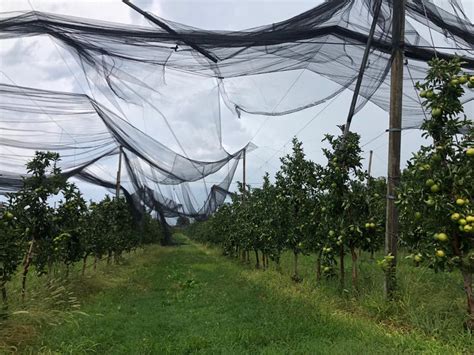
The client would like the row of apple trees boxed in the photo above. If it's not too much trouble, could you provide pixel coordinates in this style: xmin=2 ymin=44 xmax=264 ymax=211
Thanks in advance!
xmin=0 ymin=151 xmax=163 ymax=310
xmin=190 ymin=131 xmax=386 ymax=289
xmin=189 ymin=57 xmax=474 ymax=327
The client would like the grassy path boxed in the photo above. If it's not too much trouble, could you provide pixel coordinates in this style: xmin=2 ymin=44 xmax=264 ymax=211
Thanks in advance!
xmin=20 ymin=235 xmax=467 ymax=354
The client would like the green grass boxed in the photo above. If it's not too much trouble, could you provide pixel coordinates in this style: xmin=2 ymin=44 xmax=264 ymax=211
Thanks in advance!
xmin=1 ymin=233 xmax=472 ymax=354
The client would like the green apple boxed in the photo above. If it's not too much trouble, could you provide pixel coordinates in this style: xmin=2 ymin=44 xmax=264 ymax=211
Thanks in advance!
xmin=435 ymin=233 xmax=448 ymax=242
xmin=432 ymin=107 xmax=443 ymax=118
xmin=451 ymin=213 xmax=460 ymax=221
xmin=425 ymin=199 xmax=435 ymax=207
xmin=425 ymin=179 xmax=435 ymax=187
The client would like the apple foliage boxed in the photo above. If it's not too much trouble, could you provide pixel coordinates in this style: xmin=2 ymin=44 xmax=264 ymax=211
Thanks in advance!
xmin=275 ymin=137 xmax=319 ymax=281
xmin=319 ymin=132 xmax=384 ymax=289
xmin=0 ymin=203 xmax=24 ymax=309
xmin=1 ymin=151 xmax=163 ymax=306
xmin=8 ymin=151 xmax=67 ymax=296
xmin=54 ymin=183 xmax=88 ymax=276
xmin=189 ymin=136 xmax=385 ymax=287
xmin=398 ymin=57 xmax=473 ymax=328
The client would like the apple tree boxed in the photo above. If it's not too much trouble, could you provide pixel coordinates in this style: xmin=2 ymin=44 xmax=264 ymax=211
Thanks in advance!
xmin=8 ymin=151 xmax=66 ymax=297
xmin=398 ymin=57 xmax=473 ymax=329
xmin=0 ymin=204 xmax=24 ymax=310
xmin=275 ymin=137 xmax=317 ymax=282
xmin=320 ymin=131 xmax=375 ymax=289
xmin=54 ymin=182 xmax=88 ymax=277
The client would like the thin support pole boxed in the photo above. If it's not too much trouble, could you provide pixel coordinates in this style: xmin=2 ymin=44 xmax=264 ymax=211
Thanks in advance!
xmin=368 ymin=150 xmax=373 ymax=177
xmin=116 ymin=146 xmax=123 ymax=199
xmin=385 ymin=0 xmax=406 ymax=300
xmin=343 ymin=0 xmax=383 ymax=136
xmin=243 ymin=148 xmax=246 ymax=194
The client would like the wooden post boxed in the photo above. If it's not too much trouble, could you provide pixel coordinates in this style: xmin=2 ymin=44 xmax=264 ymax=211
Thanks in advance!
xmin=116 ymin=146 xmax=123 ymax=199
xmin=385 ymin=0 xmax=405 ymax=300
xmin=368 ymin=150 xmax=373 ymax=177
xmin=242 ymin=148 xmax=246 ymax=194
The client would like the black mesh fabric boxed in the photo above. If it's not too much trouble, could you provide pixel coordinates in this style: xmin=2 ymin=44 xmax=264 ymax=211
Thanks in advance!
xmin=0 ymin=0 xmax=473 ymax=218
xmin=0 ymin=83 xmax=252 ymax=218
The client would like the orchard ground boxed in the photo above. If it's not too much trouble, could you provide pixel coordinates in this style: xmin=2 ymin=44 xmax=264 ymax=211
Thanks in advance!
xmin=0 ymin=233 xmax=472 ymax=354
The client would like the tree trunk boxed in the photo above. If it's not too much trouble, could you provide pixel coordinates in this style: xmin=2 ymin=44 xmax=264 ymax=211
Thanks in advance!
xmin=47 ymin=260 xmax=53 ymax=278
xmin=158 ymin=207 xmax=172 ymax=246
xmin=1 ymin=280 xmax=7 ymax=308
xmin=255 ymin=249 xmax=260 ymax=269
xmin=107 ymin=251 xmax=112 ymax=265
xmin=246 ymin=250 xmax=250 ymax=263
xmin=292 ymin=251 xmax=301 ymax=282
xmin=351 ymin=246 xmax=358 ymax=291
xmin=339 ymin=245 xmax=345 ymax=290
xmin=82 ymin=255 xmax=88 ymax=276
xmin=93 ymin=255 xmax=98 ymax=271
xmin=275 ymin=256 xmax=282 ymax=273
xmin=461 ymin=269 xmax=474 ymax=330
xmin=22 ymin=238 xmax=35 ymax=300
xmin=262 ymin=252 xmax=266 ymax=270
xmin=316 ymin=249 xmax=322 ymax=282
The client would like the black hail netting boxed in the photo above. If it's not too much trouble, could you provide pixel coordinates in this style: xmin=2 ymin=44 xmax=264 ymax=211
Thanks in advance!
xmin=0 ymin=0 xmax=473 ymax=218
xmin=0 ymin=83 xmax=252 ymax=218
xmin=0 ymin=0 xmax=472 ymax=125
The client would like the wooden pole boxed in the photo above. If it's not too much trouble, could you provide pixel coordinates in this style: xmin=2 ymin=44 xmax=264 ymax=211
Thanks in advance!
xmin=116 ymin=146 xmax=123 ymax=199
xmin=384 ymin=0 xmax=405 ymax=300
xmin=368 ymin=150 xmax=373 ymax=177
xmin=242 ymin=148 xmax=246 ymax=194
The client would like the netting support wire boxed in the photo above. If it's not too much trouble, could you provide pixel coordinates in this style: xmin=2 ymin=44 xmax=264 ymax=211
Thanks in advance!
xmin=122 ymin=0 xmax=219 ymax=63
xmin=343 ymin=0 xmax=382 ymax=136
xmin=420 ymin=0 xmax=438 ymax=58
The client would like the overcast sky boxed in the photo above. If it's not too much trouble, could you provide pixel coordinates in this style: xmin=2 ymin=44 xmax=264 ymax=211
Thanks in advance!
xmin=0 ymin=0 xmax=472 ymax=209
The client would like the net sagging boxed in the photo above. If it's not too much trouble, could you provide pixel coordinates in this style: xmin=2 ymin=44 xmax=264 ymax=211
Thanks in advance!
xmin=0 ymin=0 xmax=473 ymax=218
xmin=0 ymin=0 xmax=472 ymax=128
xmin=0 ymin=83 xmax=251 ymax=218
